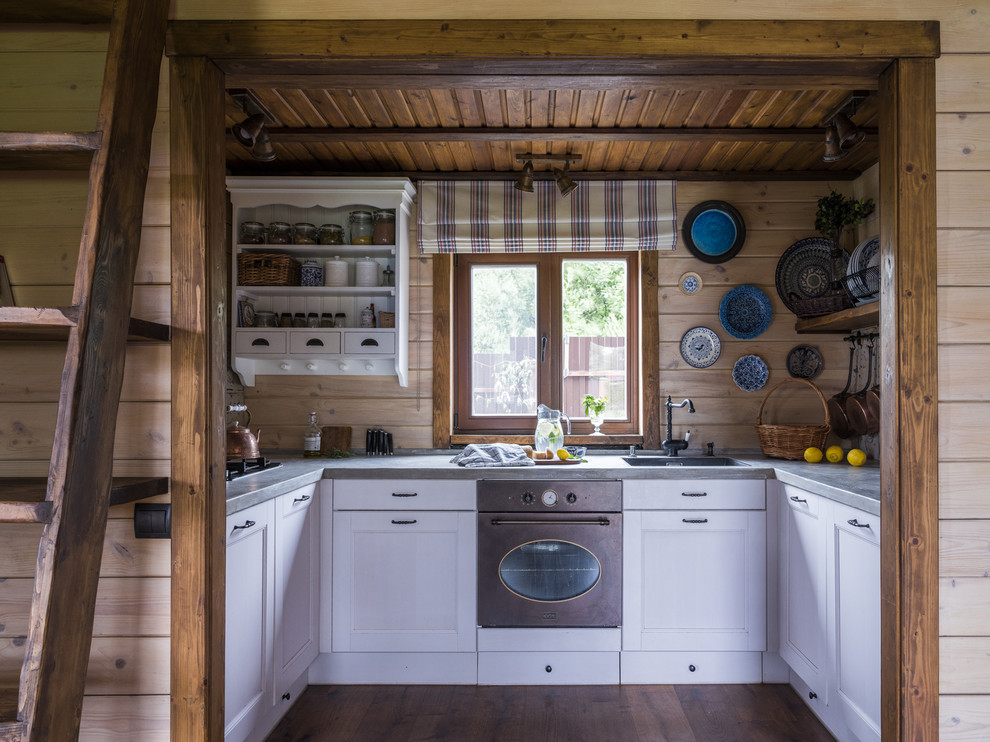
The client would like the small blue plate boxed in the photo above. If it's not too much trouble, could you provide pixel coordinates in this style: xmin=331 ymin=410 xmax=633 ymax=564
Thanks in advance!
xmin=719 ymin=285 xmax=773 ymax=340
xmin=732 ymin=355 xmax=769 ymax=392
xmin=682 ymin=200 xmax=746 ymax=264
xmin=680 ymin=326 xmax=721 ymax=369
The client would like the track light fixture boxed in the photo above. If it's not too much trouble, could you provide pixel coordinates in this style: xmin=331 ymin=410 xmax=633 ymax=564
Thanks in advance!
xmin=823 ymin=123 xmax=846 ymax=163
xmin=229 ymin=89 xmax=278 ymax=162
xmin=513 ymin=153 xmax=581 ymax=196
xmin=553 ymin=165 xmax=578 ymax=197
xmin=821 ymin=91 xmax=870 ymax=163
xmin=514 ymin=160 xmax=535 ymax=192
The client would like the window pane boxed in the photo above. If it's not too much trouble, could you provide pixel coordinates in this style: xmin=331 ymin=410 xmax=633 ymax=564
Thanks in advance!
xmin=561 ymin=259 xmax=627 ymax=419
xmin=470 ymin=265 xmax=538 ymax=416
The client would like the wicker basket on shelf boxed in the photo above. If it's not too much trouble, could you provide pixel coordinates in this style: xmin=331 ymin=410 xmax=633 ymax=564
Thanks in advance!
xmin=755 ymin=377 xmax=831 ymax=459
xmin=378 ymin=310 xmax=395 ymax=328
xmin=238 ymin=253 xmax=300 ymax=286
xmin=788 ymin=291 xmax=854 ymax=319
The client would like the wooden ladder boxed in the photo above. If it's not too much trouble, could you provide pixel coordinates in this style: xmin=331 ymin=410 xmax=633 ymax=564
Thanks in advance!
xmin=0 ymin=0 xmax=171 ymax=739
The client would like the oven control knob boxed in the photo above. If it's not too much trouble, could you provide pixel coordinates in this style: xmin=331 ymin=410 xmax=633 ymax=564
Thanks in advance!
xmin=566 ymin=492 xmax=577 ymax=504
xmin=522 ymin=491 xmax=534 ymax=504
xmin=541 ymin=489 xmax=558 ymax=507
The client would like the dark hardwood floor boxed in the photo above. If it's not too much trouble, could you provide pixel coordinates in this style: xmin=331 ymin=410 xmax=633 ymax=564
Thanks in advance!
xmin=264 ymin=684 xmax=836 ymax=742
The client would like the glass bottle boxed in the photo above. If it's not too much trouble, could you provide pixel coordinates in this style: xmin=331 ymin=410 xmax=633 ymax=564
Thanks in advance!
xmin=303 ymin=411 xmax=321 ymax=457
xmin=239 ymin=221 xmax=266 ymax=244
xmin=293 ymin=222 xmax=318 ymax=245
xmin=349 ymin=210 xmax=373 ymax=244
xmin=318 ymin=223 xmax=345 ymax=245
xmin=372 ymin=209 xmax=396 ymax=244
xmin=268 ymin=221 xmax=292 ymax=245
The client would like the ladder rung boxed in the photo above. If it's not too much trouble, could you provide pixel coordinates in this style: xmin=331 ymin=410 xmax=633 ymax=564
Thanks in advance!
xmin=0 ymin=477 xmax=169 ymax=510
xmin=0 ymin=721 xmax=25 ymax=742
xmin=0 ymin=501 xmax=52 ymax=524
xmin=0 ymin=6 xmax=112 ymax=23
xmin=0 ymin=310 xmax=170 ymax=343
xmin=0 ymin=132 xmax=101 ymax=171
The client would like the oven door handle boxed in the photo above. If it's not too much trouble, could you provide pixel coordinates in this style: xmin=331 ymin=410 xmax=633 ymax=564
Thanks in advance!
xmin=489 ymin=517 xmax=612 ymax=526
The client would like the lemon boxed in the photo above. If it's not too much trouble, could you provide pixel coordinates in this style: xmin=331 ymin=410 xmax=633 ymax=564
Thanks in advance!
xmin=847 ymin=448 xmax=867 ymax=466
xmin=556 ymin=448 xmax=571 ymax=460
xmin=825 ymin=445 xmax=844 ymax=463
xmin=804 ymin=446 xmax=824 ymax=463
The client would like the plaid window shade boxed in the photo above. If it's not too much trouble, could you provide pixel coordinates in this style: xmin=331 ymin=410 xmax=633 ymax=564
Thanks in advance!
xmin=417 ymin=180 xmax=677 ymax=253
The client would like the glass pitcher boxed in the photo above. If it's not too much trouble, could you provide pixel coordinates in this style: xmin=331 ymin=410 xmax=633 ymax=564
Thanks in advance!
xmin=534 ymin=404 xmax=571 ymax=455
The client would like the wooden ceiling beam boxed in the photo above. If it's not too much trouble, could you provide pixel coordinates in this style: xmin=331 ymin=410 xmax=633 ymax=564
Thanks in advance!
xmin=258 ymin=126 xmax=878 ymax=145
xmin=166 ymin=19 xmax=939 ymax=61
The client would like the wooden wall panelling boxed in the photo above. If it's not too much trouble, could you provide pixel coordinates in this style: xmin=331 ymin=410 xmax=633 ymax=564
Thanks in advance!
xmin=940 ymin=637 xmax=990 ymax=694
xmin=169 ymin=53 xmax=227 ymax=742
xmin=940 ymin=695 xmax=990 ymax=741
xmin=80 ymin=695 xmax=169 ymax=742
xmin=937 ymin=229 xmax=990 ymax=286
xmin=939 ymin=462 xmax=990 ymax=519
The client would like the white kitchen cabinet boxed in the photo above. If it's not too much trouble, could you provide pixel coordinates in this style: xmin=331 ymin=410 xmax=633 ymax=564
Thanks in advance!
xmin=779 ymin=484 xmax=828 ymax=697
xmin=829 ymin=501 xmax=881 ymax=742
xmin=273 ymin=483 xmax=320 ymax=701
xmin=227 ymin=177 xmax=416 ymax=386
xmin=225 ymin=499 xmax=275 ymax=742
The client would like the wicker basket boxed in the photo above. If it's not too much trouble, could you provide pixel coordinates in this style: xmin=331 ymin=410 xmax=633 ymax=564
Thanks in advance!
xmin=755 ymin=377 xmax=831 ymax=459
xmin=789 ymin=291 xmax=854 ymax=319
xmin=238 ymin=253 xmax=300 ymax=286
xmin=378 ymin=310 xmax=395 ymax=328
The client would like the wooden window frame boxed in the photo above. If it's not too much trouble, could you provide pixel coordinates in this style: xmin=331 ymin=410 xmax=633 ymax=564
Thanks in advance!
xmin=452 ymin=252 xmax=641 ymax=438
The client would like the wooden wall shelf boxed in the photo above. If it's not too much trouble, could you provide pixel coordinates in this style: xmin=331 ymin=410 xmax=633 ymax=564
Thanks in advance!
xmin=795 ymin=303 xmax=879 ymax=334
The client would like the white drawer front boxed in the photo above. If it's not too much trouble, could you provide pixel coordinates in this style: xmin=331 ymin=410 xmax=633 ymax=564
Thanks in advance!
xmin=623 ymin=478 xmax=765 ymax=509
xmin=621 ymin=651 xmax=763 ymax=684
xmin=478 ymin=651 xmax=619 ymax=685
xmin=333 ymin=479 xmax=474 ymax=510
xmin=289 ymin=330 xmax=341 ymax=354
xmin=234 ymin=330 xmax=287 ymax=355
xmin=344 ymin=330 xmax=395 ymax=355
xmin=781 ymin=483 xmax=821 ymax=517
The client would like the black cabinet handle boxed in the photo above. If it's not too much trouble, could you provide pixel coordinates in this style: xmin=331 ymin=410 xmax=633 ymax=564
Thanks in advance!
xmin=293 ymin=494 xmax=311 ymax=503
xmin=360 ymin=338 xmax=379 ymax=347
xmin=250 ymin=338 xmax=270 ymax=347
xmin=391 ymin=492 xmax=418 ymax=498
xmin=305 ymin=338 xmax=324 ymax=347
xmin=681 ymin=492 xmax=707 ymax=497
xmin=847 ymin=518 xmax=872 ymax=528
xmin=682 ymin=518 xmax=709 ymax=524
xmin=232 ymin=520 xmax=256 ymax=531
xmin=391 ymin=519 xmax=418 ymax=525
xmin=790 ymin=495 xmax=808 ymax=503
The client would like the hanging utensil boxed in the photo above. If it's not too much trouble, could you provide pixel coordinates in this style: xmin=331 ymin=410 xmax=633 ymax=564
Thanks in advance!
xmin=851 ymin=336 xmax=881 ymax=435
xmin=846 ymin=338 xmax=878 ymax=435
xmin=828 ymin=337 xmax=858 ymax=439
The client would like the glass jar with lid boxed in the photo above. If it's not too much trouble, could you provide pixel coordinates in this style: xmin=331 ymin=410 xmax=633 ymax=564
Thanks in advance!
xmin=372 ymin=209 xmax=396 ymax=245
xmin=349 ymin=210 xmax=373 ymax=244
xmin=293 ymin=222 xmax=318 ymax=245
xmin=239 ymin=221 xmax=266 ymax=244
xmin=318 ymin=223 xmax=345 ymax=245
xmin=267 ymin=221 xmax=292 ymax=245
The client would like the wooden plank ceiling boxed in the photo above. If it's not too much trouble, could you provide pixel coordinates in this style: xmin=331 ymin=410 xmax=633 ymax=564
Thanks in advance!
xmin=223 ymin=71 xmax=881 ymax=180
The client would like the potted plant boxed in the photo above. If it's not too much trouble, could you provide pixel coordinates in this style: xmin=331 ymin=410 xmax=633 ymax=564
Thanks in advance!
xmin=815 ymin=189 xmax=875 ymax=251
xmin=582 ymin=394 xmax=608 ymax=435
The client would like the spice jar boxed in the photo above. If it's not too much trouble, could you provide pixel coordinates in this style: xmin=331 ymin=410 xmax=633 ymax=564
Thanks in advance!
xmin=355 ymin=256 xmax=378 ymax=287
xmin=268 ymin=221 xmax=292 ymax=245
xmin=349 ymin=211 xmax=373 ymax=244
xmin=318 ymin=223 xmax=345 ymax=245
xmin=320 ymin=313 xmax=334 ymax=327
xmin=372 ymin=209 xmax=396 ymax=245
xmin=293 ymin=222 xmax=318 ymax=245
xmin=254 ymin=311 xmax=277 ymax=328
xmin=381 ymin=265 xmax=395 ymax=287
xmin=307 ymin=312 xmax=320 ymax=328
xmin=239 ymin=221 xmax=266 ymax=244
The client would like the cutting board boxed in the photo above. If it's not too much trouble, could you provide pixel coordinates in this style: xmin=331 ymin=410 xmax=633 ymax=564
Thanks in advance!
xmin=320 ymin=426 xmax=352 ymax=455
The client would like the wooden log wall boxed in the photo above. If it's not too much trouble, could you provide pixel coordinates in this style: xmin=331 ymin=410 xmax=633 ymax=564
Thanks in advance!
xmin=0 ymin=28 xmax=171 ymax=741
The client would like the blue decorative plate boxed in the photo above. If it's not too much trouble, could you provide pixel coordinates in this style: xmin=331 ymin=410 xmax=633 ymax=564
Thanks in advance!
xmin=775 ymin=237 xmax=849 ymax=314
xmin=678 ymin=271 xmax=703 ymax=296
xmin=786 ymin=344 xmax=823 ymax=380
xmin=680 ymin=326 xmax=721 ymax=369
xmin=848 ymin=235 xmax=880 ymax=300
xmin=682 ymin=201 xmax=746 ymax=264
xmin=718 ymin=285 xmax=773 ymax=339
xmin=732 ymin=355 xmax=769 ymax=392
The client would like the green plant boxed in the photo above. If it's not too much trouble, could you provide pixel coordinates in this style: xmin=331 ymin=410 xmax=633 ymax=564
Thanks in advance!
xmin=582 ymin=394 xmax=608 ymax=417
xmin=815 ymin=189 xmax=875 ymax=247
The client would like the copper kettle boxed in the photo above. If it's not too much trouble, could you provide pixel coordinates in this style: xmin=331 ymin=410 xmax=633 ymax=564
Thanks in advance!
xmin=226 ymin=405 xmax=261 ymax=459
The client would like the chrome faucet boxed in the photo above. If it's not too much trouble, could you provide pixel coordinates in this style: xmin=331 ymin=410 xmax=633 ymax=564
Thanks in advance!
xmin=662 ymin=395 xmax=695 ymax=456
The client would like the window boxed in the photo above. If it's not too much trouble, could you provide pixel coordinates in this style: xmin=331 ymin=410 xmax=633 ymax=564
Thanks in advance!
xmin=453 ymin=252 xmax=639 ymax=436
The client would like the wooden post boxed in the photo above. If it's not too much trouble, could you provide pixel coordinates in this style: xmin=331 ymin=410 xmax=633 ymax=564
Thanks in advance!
xmin=169 ymin=55 xmax=227 ymax=742
xmin=879 ymin=57 xmax=939 ymax=742
xmin=432 ymin=255 xmax=452 ymax=449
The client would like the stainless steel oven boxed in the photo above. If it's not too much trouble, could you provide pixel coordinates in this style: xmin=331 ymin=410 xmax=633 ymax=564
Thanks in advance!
xmin=477 ymin=479 xmax=621 ymax=628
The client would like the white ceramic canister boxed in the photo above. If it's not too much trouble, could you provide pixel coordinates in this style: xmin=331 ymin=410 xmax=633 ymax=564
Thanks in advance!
xmin=324 ymin=256 xmax=349 ymax=286
xmin=355 ymin=256 xmax=379 ymax=287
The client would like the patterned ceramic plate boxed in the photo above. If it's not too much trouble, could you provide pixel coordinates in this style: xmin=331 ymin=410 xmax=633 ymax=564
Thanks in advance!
xmin=718 ymin=285 xmax=773 ymax=340
xmin=848 ymin=235 xmax=880 ymax=300
xmin=678 ymin=271 xmax=703 ymax=296
xmin=775 ymin=237 xmax=849 ymax=313
xmin=786 ymin=344 xmax=823 ymax=380
xmin=732 ymin=354 xmax=769 ymax=392
xmin=681 ymin=200 xmax=746 ymax=264
xmin=680 ymin=326 xmax=721 ymax=369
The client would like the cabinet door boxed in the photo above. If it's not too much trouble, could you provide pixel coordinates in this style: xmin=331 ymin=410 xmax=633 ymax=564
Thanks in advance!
xmin=225 ymin=500 xmax=275 ymax=742
xmin=623 ymin=509 xmax=766 ymax=651
xmin=779 ymin=485 xmax=828 ymax=693
xmin=333 ymin=510 xmax=476 ymax=652
xmin=274 ymin=484 xmax=320 ymax=701
xmin=829 ymin=502 xmax=881 ymax=742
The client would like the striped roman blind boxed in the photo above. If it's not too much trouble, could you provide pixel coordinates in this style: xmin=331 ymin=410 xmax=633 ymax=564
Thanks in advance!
xmin=417 ymin=180 xmax=677 ymax=253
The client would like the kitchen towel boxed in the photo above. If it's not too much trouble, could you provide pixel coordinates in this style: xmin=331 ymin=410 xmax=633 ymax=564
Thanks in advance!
xmin=449 ymin=443 xmax=535 ymax=468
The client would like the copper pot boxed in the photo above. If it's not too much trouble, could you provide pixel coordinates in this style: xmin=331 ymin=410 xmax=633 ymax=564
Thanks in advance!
xmin=846 ymin=341 xmax=878 ymax=435
xmin=827 ymin=340 xmax=857 ymax=439
xmin=226 ymin=410 xmax=261 ymax=459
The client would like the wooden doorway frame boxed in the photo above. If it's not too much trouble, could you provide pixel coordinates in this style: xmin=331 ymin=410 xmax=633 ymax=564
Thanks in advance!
xmin=167 ymin=19 xmax=939 ymax=741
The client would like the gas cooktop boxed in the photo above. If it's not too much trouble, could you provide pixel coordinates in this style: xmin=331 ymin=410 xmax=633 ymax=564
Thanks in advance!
xmin=226 ymin=456 xmax=282 ymax=482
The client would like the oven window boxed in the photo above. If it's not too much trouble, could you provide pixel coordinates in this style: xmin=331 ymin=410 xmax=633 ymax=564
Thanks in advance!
xmin=498 ymin=540 xmax=601 ymax=602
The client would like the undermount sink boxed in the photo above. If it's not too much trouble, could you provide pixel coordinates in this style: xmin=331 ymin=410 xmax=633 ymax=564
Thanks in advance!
xmin=622 ymin=456 xmax=749 ymax=467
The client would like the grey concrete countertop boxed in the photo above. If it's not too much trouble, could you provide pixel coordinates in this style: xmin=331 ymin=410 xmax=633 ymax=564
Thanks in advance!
xmin=226 ymin=451 xmax=880 ymax=517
